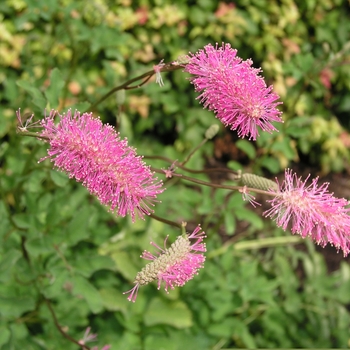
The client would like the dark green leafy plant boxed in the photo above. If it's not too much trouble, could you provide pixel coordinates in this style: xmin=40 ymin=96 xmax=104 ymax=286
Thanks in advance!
xmin=1 ymin=1 xmax=350 ymax=349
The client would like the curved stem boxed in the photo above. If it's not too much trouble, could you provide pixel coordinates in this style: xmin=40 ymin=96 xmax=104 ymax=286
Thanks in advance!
xmin=85 ymin=63 xmax=183 ymax=112
xmin=180 ymin=138 xmax=208 ymax=166
xmin=152 ymin=167 xmax=275 ymax=196
xmin=145 ymin=155 xmax=239 ymax=175
xmin=45 ymin=299 xmax=90 ymax=350
xmin=148 ymin=213 xmax=182 ymax=229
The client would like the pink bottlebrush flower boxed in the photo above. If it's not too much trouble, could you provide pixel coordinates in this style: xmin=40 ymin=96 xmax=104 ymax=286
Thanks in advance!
xmin=184 ymin=43 xmax=283 ymax=140
xmin=264 ymin=169 xmax=350 ymax=256
xmin=33 ymin=109 xmax=164 ymax=221
xmin=124 ymin=225 xmax=206 ymax=302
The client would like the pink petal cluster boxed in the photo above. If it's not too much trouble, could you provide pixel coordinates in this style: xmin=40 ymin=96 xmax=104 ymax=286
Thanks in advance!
xmin=184 ymin=43 xmax=283 ymax=140
xmin=124 ymin=225 xmax=206 ymax=302
xmin=37 ymin=109 xmax=164 ymax=221
xmin=264 ymin=169 xmax=350 ymax=256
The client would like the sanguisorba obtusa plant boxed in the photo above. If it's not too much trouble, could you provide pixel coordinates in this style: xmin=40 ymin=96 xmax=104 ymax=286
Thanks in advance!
xmin=16 ymin=42 xmax=350 ymax=345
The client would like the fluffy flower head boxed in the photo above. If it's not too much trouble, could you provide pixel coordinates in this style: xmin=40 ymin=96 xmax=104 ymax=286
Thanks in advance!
xmin=124 ymin=225 xmax=206 ymax=302
xmin=35 ymin=109 xmax=164 ymax=221
xmin=185 ymin=43 xmax=283 ymax=140
xmin=264 ymin=169 xmax=350 ymax=256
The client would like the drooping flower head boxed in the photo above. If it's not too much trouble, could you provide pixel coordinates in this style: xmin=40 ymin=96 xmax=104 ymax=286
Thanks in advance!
xmin=184 ymin=43 xmax=283 ymax=140
xmin=124 ymin=225 xmax=206 ymax=302
xmin=31 ymin=109 xmax=164 ymax=222
xmin=264 ymin=169 xmax=350 ymax=256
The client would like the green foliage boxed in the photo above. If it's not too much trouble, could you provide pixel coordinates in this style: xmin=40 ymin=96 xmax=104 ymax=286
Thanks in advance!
xmin=1 ymin=0 xmax=350 ymax=349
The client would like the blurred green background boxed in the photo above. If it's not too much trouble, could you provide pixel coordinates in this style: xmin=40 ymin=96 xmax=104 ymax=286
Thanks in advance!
xmin=1 ymin=0 xmax=350 ymax=349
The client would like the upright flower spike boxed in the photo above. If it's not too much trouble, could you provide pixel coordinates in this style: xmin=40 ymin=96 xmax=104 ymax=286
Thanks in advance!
xmin=264 ymin=169 xmax=350 ymax=256
xmin=124 ymin=225 xmax=206 ymax=302
xmin=32 ymin=109 xmax=164 ymax=222
xmin=184 ymin=43 xmax=283 ymax=140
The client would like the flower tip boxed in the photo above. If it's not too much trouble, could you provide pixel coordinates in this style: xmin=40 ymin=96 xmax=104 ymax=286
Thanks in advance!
xmin=123 ymin=284 xmax=140 ymax=302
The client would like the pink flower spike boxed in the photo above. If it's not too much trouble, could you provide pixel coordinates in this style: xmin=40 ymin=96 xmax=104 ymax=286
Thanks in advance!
xmin=124 ymin=225 xmax=206 ymax=302
xmin=184 ymin=43 xmax=283 ymax=140
xmin=154 ymin=59 xmax=165 ymax=87
xmin=264 ymin=169 xmax=350 ymax=256
xmin=36 ymin=109 xmax=164 ymax=222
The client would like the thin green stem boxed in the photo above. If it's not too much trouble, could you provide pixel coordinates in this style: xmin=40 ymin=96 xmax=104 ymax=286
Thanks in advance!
xmin=17 ymin=130 xmax=49 ymax=140
xmin=152 ymin=167 xmax=275 ymax=196
xmin=148 ymin=213 xmax=182 ymax=229
xmin=180 ymin=138 xmax=208 ymax=166
xmin=208 ymin=236 xmax=303 ymax=259
xmin=45 ymin=299 xmax=90 ymax=350
xmin=145 ymin=155 xmax=238 ymax=175
xmin=85 ymin=63 xmax=182 ymax=112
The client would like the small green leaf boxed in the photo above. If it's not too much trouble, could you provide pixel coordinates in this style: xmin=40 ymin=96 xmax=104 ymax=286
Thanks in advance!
xmin=0 ymin=249 xmax=22 ymax=282
xmin=44 ymin=68 xmax=65 ymax=108
xmin=144 ymin=298 xmax=192 ymax=328
xmin=99 ymin=287 xmax=128 ymax=313
xmin=72 ymin=275 xmax=103 ymax=314
xmin=0 ymin=325 xmax=10 ymax=347
xmin=0 ymin=296 xmax=36 ymax=318
xmin=66 ymin=206 xmax=91 ymax=245
xmin=224 ymin=212 xmax=236 ymax=235
xmin=236 ymin=139 xmax=256 ymax=159
xmin=12 ymin=213 xmax=31 ymax=229
xmin=50 ymin=170 xmax=69 ymax=187
xmin=25 ymin=235 xmax=54 ymax=257
xmin=259 ymin=156 xmax=280 ymax=173
xmin=73 ymin=255 xmax=115 ymax=277
xmin=16 ymin=80 xmax=46 ymax=110
xmin=68 ymin=101 xmax=91 ymax=112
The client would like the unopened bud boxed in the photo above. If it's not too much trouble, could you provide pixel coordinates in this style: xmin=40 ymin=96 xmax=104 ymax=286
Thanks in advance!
xmin=242 ymin=173 xmax=278 ymax=192
xmin=205 ymin=124 xmax=219 ymax=140
xmin=116 ymin=90 xmax=125 ymax=105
